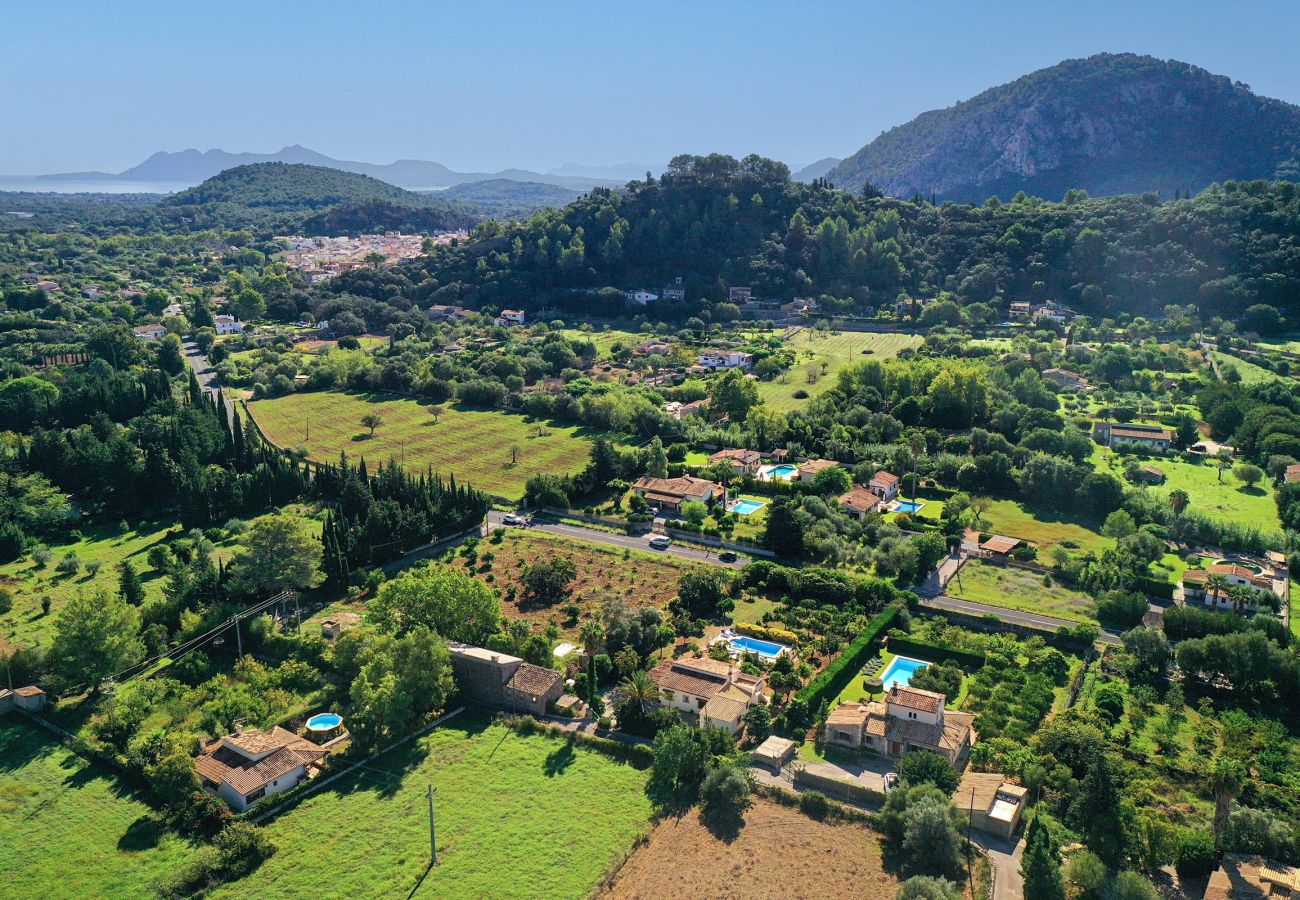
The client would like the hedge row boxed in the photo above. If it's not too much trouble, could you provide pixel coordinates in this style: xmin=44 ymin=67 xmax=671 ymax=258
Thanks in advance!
xmin=795 ymin=605 xmax=901 ymax=710
xmin=884 ymin=635 xmax=986 ymax=670
xmin=735 ymin=621 xmax=799 ymax=645
xmin=1133 ymin=576 xmax=1176 ymax=600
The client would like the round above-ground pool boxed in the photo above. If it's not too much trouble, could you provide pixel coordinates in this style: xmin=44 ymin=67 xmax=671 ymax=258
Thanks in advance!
xmin=306 ymin=712 xmax=343 ymax=733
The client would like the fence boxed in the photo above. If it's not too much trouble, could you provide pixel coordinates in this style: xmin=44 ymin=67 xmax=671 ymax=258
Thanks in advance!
xmin=537 ymin=506 xmax=650 ymax=533
xmin=792 ymin=766 xmax=885 ymax=808
xmin=655 ymin=525 xmax=776 ymax=557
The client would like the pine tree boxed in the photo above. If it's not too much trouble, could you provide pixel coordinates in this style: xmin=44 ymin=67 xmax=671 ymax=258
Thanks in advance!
xmin=1020 ymin=816 xmax=1064 ymax=900
xmin=117 ymin=559 xmax=146 ymax=606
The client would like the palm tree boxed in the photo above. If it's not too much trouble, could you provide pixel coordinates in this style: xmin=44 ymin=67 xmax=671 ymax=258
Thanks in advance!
xmin=617 ymin=670 xmax=660 ymax=716
xmin=1168 ymin=488 xmax=1190 ymax=520
xmin=1203 ymin=573 xmax=1230 ymax=608
xmin=1227 ymin=584 xmax=1254 ymax=615
xmin=578 ymin=621 xmax=605 ymax=707
xmin=1208 ymin=756 xmax=1246 ymax=850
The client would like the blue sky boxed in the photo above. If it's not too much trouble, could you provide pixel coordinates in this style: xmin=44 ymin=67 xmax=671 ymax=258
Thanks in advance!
xmin=5 ymin=0 xmax=1300 ymax=174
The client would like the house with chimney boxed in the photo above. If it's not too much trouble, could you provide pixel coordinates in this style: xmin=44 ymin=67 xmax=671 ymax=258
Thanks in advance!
xmin=708 ymin=448 xmax=763 ymax=476
xmin=839 ymin=485 xmax=884 ymax=519
xmin=823 ymin=685 xmax=976 ymax=766
xmin=869 ymin=470 xmax=900 ymax=501
xmin=632 ymin=475 xmax=723 ymax=514
xmin=647 ymin=656 xmax=765 ymax=734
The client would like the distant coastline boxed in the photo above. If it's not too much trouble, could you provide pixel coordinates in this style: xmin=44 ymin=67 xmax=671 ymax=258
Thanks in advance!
xmin=0 ymin=176 xmax=192 ymax=194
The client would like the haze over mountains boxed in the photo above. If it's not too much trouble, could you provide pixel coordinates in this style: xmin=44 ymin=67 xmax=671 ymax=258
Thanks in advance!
xmin=827 ymin=53 xmax=1300 ymax=202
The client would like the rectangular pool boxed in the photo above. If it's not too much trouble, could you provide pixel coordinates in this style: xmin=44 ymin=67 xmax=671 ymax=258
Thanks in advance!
xmin=879 ymin=655 xmax=928 ymax=689
xmin=729 ymin=635 xmax=787 ymax=659
xmin=732 ymin=499 xmax=766 ymax=515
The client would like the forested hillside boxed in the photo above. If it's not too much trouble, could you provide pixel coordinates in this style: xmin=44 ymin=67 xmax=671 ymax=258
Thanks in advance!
xmin=416 ymin=153 xmax=1300 ymax=320
xmin=827 ymin=53 xmax=1300 ymax=202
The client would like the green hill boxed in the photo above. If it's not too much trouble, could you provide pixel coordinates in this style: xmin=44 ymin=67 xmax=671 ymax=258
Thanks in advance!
xmin=158 ymin=163 xmax=481 ymax=232
xmin=827 ymin=53 xmax=1300 ymax=202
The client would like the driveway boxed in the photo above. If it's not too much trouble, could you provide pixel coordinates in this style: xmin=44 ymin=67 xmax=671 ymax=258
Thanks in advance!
xmin=182 ymin=338 xmax=235 ymax=425
xmin=969 ymin=831 xmax=1024 ymax=900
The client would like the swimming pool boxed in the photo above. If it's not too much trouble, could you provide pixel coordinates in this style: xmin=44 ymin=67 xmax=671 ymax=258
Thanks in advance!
xmin=879 ymin=656 xmax=927 ymax=690
xmin=764 ymin=464 xmax=798 ymax=479
xmin=305 ymin=712 xmax=343 ymax=732
xmin=732 ymin=499 xmax=766 ymax=515
xmin=894 ymin=500 xmax=925 ymax=514
xmin=729 ymin=635 xmax=787 ymax=659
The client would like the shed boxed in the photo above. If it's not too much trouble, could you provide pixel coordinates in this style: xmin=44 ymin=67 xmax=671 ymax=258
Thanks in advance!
xmin=957 ymin=771 xmax=1027 ymax=838
xmin=979 ymin=535 xmax=1022 ymax=559
xmin=752 ymin=735 xmax=797 ymax=772
xmin=14 ymin=685 xmax=47 ymax=713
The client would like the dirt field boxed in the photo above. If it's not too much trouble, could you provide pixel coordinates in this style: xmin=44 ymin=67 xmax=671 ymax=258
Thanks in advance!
xmin=455 ymin=530 xmax=700 ymax=636
xmin=604 ymin=799 xmax=899 ymax=900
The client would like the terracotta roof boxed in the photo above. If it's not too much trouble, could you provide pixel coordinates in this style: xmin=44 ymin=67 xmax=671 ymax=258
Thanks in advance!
xmin=701 ymin=695 xmax=749 ymax=724
xmin=223 ymin=726 xmax=299 ymax=757
xmin=14 ymin=686 xmax=44 ymax=697
xmin=1110 ymin=425 xmax=1172 ymax=441
xmin=797 ymin=459 xmax=839 ymax=475
xmin=888 ymin=685 xmax=944 ymax=713
xmin=869 ymin=471 xmax=899 ymax=487
xmin=633 ymin=475 xmax=719 ymax=500
xmin=839 ymin=486 xmax=883 ymax=514
xmin=1207 ymin=563 xmax=1273 ymax=589
xmin=506 ymin=663 xmax=562 ymax=698
xmin=980 ymin=536 xmax=1021 ymax=554
xmin=710 ymin=449 xmax=760 ymax=464
xmin=196 ymin=727 xmax=327 ymax=797
xmin=648 ymin=658 xmax=759 ymax=701
xmin=887 ymin=711 xmax=975 ymax=752
xmin=1286 ymin=463 xmax=1300 ymax=483
xmin=958 ymin=771 xmax=1019 ymax=813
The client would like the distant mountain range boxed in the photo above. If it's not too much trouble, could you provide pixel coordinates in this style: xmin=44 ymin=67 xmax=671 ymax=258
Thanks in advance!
xmin=792 ymin=157 xmax=841 ymax=182
xmin=827 ymin=53 xmax=1300 ymax=202
xmin=39 ymin=144 xmax=623 ymax=192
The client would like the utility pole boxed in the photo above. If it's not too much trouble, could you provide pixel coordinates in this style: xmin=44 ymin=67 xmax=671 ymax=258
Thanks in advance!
xmin=234 ymin=615 xmax=243 ymax=657
xmin=426 ymin=784 xmax=438 ymax=865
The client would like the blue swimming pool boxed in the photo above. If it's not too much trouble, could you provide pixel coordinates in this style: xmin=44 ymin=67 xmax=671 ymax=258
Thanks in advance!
xmin=730 ymin=635 xmax=787 ymax=659
xmin=306 ymin=713 xmax=343 ymax=732
xmin=732 ymin=499 xmax=766 ymax=515
xmin=879 ymin=656 xmax=927 ymax=689
xmin=894 ymin=500 xmax=925 ymax=514
xmin=765 ymin=464 xmax=798 ymax=478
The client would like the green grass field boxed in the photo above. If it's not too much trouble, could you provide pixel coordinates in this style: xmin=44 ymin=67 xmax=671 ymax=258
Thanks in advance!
xmin=1212 ymin=351 xmax=1282 ymax=385
xmin=978 ymin=498 xmax=1111 ymax=557
xmin=218 ymin=713 xmax=651 ymax=899
xmin=756 ymin=330 xmax=923 ymax=411
xmin=246 ymin=391 xmax=599 ymax=499
xmin=0 ymin=719 xmax=197 ymax=896
xmin=949 ymin=560 xmax=1095 ymax=622
xmin=558 ymin=328 xmax=644 ymax=357
xmin=1091 ymin=449 xmax=1280 ymax=530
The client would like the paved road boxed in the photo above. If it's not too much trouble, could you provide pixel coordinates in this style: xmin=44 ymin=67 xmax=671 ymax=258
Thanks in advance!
xmin=923 ymin=593 xmax=1122 ymax=645
xmin=485 ymin=510 xmax=750 ymax=570
xmin=182 ymin=338 xmax=235 ymax=425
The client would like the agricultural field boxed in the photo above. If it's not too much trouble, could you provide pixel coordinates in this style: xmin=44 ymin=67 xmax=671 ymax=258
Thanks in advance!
xmin=1211 ymin=350 xmax=1283 ymax=385
xmin=0 ymin=720 xmax=197 ymax=896
xmin=948 ymin=559 xmax=1096 ymax=623
xmin=603 ymin=797 xmax=899 ymax=899
xmin=757 ymin=330 xmax=923 ymax=411
xmin=246 ymin=390 xmax=599 ymax=499
xmin=977 ymin=498 xmax=1111 ymax=557
xmin=1091 ymin=449 xmax=1280 ymax=531
xmin=453 ymin=529 xmax=700 ymax=636
xmin=558 ymin=328 xmax=645 ymax=357
xmin=219 ymin=713 xmax=652 ymax=899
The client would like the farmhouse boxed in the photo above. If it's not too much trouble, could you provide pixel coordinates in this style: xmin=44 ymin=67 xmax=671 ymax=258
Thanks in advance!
xmin=839 ymin=485 xmax=884 ymax=519
xmin=623 ymin=289 xmax=659 ymax=305
xmin=133 ymin=323 xmax=166 ymax=341
xmin=797 ymin=458 xmax=840 ymax=483
xmin=195 ymin=726 xmax=330 ymax=812
xmin=447 ymin=643 xmax=564 ymax=716
xmin=426 ymin=304 xmax=469 ymax=322
xmin=709 ymin=448 xmax=762 ymax=476
xmin=1035 ymin=301 xmax=1075 ymax=323
xmin=895 ymin=296 xmax=931 ymax=318
xmin=637 ymin=340 xmax=674 ymax=355
xmin=213 ymin=314 xmax=244 ymax=335
xmin=698 ymin=349 xmax=753 ymax=370
xmin=1205 ymin=855 xmax=1300 ymax=898
xmin=1181 ymin=563 xmax=1279 ymax=610
xmin=495 ymin=309 xmax=526 ymax=326
xmin=823 ymin=685 xmax=976 ymax=766
xmin=632 ymin=475 xmax=723 ymax=513
xmin=727 ymin=286 xmax=752 ymax=303
xmin=1041 ymin=368 xmax=1089 ymax=391
xmin=1132 ymin=464 xmax=1165 ymax=485
xmin=647 ymin=656 xmax=765 ymax=734
xmin=957 ymin=771 xmax=1028 ymax=839
xmin=869 ymin=470 xmax=900 ymax=501
xmin=1092 ymin=421 xmax=1173 ymax=451
xmin=661 ymin=280 xmax=686 ymax=301
xmin=1008 ymin=300 xmax=1033 ymax=321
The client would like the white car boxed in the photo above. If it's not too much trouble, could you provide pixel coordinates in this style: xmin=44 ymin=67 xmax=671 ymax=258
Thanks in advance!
xmin=648 ymin=535 xmax=671 ymax=550
xmin=883 ymin=772 xmax=900 ymax=793
xmin=502 ymin=513 xmax=527 ymax=526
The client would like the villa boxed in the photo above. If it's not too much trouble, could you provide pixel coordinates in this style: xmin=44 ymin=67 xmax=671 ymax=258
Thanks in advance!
xmin=709 ymin=448 xmax=763 ymax=476
xmin=823 ymin=685 xmax=976 ymax=766
xmin=664 ymin=398 xmax=709 ymax=420
xmin=195 ymin=726 xmax=330 ymax=812
xmin=869 ymin=470 xmax=900 ymax=501
xmin=494 ymin=309 xmax=526 ymax=326
xmin=839 ymin=485 xmax=884 ymax=519
xmin=647 ymin=656 xmax=765 ymax=734
xmin=214 ymin=314 xmax=244 ymax=335
xmin=1182 ymin=563 xmax=1280 ymax=610
xmin=133 ymin=323 xmax=166 ymax=341
xmin=623 ymin=289 xmax=659 ymax=305
xmin=1008 ymin=300 xmax=1033 ymax=321
xmin=632 ymin=474 xmax=723 ymax=513
xmin=426 ymin=304 xmax=469 ymax=322
xmin=1092 ymin=421 xmax=1174 ymax=451
xmin=698 ymin=349 xmax=754 ymax=370
xmin=797 ymin=458 xmax=840 ymax=483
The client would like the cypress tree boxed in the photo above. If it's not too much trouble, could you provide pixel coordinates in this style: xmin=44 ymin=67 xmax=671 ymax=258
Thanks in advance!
xmin=118 ymin=560 xmax=145 ymax=606
xmin=1020 ymin=816 xmax=1064 ymax=900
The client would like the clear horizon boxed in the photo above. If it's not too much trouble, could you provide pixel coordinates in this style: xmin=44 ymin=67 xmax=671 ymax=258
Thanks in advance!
xmin=5 ymin=0 xmax=1300 ymax=175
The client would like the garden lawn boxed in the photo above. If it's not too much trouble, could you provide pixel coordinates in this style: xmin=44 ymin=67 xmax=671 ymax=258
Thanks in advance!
xmin=0 ymin=719 xmax=197 ymax=896
xmin=730 ymin=595 xmax=783 ymax=627
xmin=949 ymin=560 xmax=1096 ymax=623
xmin=1091 ymin=450 xmax=1280 ymax=531
xmin=978 ymin=498 xmax=1110 ymax=557
xmin=218 ymin=713 xmax=652 ymax=899
xmin=246 ymin=390 xmax=599 ymax=499
xmin=758 ymin=331 xmax=923 ymax=411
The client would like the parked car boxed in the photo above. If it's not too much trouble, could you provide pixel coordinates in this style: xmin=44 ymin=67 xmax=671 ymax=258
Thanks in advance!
xmin=648 ymin=535 xmax=671 ymax=550
xmin=503 ymin=513 xmax=528 ymax=526
xmin=883 ymin=772 xmax=900 ymax=793
xmin=718 ymin=551 xmax=737 ymax=563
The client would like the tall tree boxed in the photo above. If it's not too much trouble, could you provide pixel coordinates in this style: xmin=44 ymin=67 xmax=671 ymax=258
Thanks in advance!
xmin=1208 ymin=756 xmax=1246 ymax=850
xmin=1020 ymin=816 xmax=1065 ymax=900
xmin=227 ymin=514 xmax=320 ymax=596
xmin=50 ymin=589 xmax=145 ymax=693
xmin=366 ymin=563 xmax=500 ymax=644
